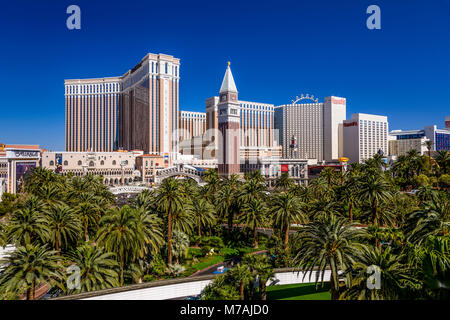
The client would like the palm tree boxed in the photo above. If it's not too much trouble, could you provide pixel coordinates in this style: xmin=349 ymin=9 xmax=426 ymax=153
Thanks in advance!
xmin=66 ymin=244 xmax=119 ymax=294
xmin=309 ymin=177 xmax=334 ymax=201
xmin=435 ymin=150 xmax=450 ymax=175
xmin=269 ymin=192 xmax=306 ymax=247
xmin=216 ymin=183 xmax=239 ymax=232
xmin=358 ymin=174 xmax=393 ymax=226
xmin=239 ymin=178 xmax=267 ymax=204
xmin=274 ymin=173 xmax=294 ymax=191
xmin=338 ymin=176 xmax=360 ymax=223
xmin=6 ymin=207 xmax=49 ymax=246
xmin=189 ymin=198 xmax=216 ymax=237
xmin=294 ymin=215 xmax=367 ymax=300
xmin=96 ymin=206 xmax=139 ymax=285
xmin=341 ymin=246 xmax=414 ymax=300
xmin=171 ymin=230 xmax=190 ymax=264
xmin=36 ymin=184 xmax=64 ymax=208
xmin=424 ymin=140 xmax=434 ymax=173
xmin=229 ymin=263 xmax=252 ymax=300
xmin=134 ymin=207 xmax=164 ymax=258
xmin=0 ymin=244 xmax=62 ymax=300
xmin=243 ymin=254 xmax=275 ymax=300
xmin=406 ymin=199 xmax=450 ymax=244
xmin=309 ymin=198 xmax=340 ymax=221
xmin=171 ymin=205 xmax=194 ymax=236
xmin=0 ymin=223 xmax=6 ymax=247
xmin=202 ymin=169 xmax=221 ymax=203
xmin=23 ymin=167 xmax=62 ymax=195
xmin=244 ymin=170 xmax=265 ymax=184
xmin=45 ymin=204 xmax=82 ymax=253
xmin=238 ymin=199 xmax=267 ymax=248
xmin=320 ymin=167 xmax=336 ymax=187
xmin=411 ymin=236 xmax=450 ymax=299
xmin=73 ymin=201 xmax=101 ymax=242
xmin=155 ymin=178 xmax=184 ymax=266
xmin=133 ymin=189 xmax=156 ymax=212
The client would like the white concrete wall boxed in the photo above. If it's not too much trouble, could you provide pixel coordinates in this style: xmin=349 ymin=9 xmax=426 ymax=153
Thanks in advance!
xmin=83 ymin=279 xmax=212 ymax=300
xmin=273 ymin=270 xmax=331 ymax=286
xmin=81 ymin=271 xmax=331 ymax=300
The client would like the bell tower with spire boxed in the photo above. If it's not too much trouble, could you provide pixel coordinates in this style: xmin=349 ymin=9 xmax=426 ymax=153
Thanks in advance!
xmin=218 ymin=62 xmax=241 ymax=176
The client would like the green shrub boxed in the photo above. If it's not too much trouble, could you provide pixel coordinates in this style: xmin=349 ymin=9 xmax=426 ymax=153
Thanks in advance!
xmin=188 ymin=247 xmax=203 ymax=258
xmin=414 ymin=174 xmax=430 ymax=187
xmin=221 ymin=247 xmax=240 ymax=260
xmin=438 ymin=174 xmax=450 ymax=188
xmin=190 ymin=235 xmax=200 ymax=245
xmin=201 ymin=245 xmax=213 ymax=256
xmin=143 ymin=274 xmax=155 ymax=282
xmin=150 ymin=254 xmax=166 ymax=277
xmin=200 ymin=236 xmax=224 ymax=249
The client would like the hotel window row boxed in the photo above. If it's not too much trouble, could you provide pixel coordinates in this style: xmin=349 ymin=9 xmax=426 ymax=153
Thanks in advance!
xmin=66 ymin=83 xmax=121 ymax=95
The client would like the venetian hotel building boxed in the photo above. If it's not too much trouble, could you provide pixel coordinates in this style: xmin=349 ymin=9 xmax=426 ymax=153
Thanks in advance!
xmin=65 ymin=77 xmax=121 ymax=152
xmin=65 ymin=53 xmax=180 ymax=165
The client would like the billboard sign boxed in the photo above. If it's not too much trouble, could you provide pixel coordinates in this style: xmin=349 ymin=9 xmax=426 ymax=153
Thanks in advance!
xmin=281 ymin=164 xmax=289 ymax=172
xmin=6 ymin=150 xmax=40 ymax=159
xmin=344 ymin=121 xmax=358 ymax=127
xmin=56 ymin=153 xmax=63 ymax=165
xmin=15 ymin=162 xmax=36 ymax=193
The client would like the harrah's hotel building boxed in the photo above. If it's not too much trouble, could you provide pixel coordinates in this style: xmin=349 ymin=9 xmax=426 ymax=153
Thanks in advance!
xmin=65 ymin=53 xmax=180 ymax=165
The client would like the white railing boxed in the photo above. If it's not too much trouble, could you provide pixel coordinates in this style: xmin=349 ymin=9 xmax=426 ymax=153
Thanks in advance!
xmin=109 ymin=185 xmax=151 ymax=195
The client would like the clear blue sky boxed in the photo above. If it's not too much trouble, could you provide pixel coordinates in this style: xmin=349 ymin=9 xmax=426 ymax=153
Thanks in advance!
xmin=0 ymin=0 xmax=449 ymax=151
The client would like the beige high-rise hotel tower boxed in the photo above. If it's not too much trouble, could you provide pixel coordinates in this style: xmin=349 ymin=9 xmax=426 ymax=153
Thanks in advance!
xmin=65 ymin=53 xmax=180 ymax=166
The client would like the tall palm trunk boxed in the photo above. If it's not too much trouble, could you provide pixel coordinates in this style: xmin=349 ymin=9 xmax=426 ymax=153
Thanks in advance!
xmin=198 ymin=225 xmax=202 ymax=238
xmin=372 ymin=198 xmax=378 ymax=225
xmin=56 ymin=234 xmax=60 ymax=255
xmin=330 ymin=272 xmax=339 ymax=300
xmin=240 ymin=281 xmax=245 ymax=300
xmin=167 ymin=205 xmax=173 ymax=265
xmin=349 ymin=202 xmax=353 ymax=223
xmin=284 ymin=224 xmax=290 ymax=249
xmin=228 ymin=208 xmax=233 ymax=231
xmin=120 ymin=250 xmax=124 ymax=286
xmin=259 ymin=281 xmax=267 ymax=300
xmin=85 ymin=222 xmax=89 ymax=242
xmin=253 ymin=226 xmax=258 ymax=248
xmin=372 ymin=198 xmax=381 ymax=249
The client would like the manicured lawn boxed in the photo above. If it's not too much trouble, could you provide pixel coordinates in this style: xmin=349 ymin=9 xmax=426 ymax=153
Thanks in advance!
xmin=267 ymin=283 xmax=331 ymax=300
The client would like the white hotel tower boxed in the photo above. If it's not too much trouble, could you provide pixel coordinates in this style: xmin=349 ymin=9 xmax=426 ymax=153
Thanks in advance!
xmin=274 ymin=96 xmax=346 ymax=162
xmin=343 ymin=113 xmax=389 ymax=163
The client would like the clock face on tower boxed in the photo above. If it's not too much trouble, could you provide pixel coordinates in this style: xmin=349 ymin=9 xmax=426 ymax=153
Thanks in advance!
xmin=221 ymin=94 xmax=226 ymax=102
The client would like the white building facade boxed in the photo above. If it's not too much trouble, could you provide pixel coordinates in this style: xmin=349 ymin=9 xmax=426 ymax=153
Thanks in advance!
xmin=41 ymin=151 xmax=138 ymax=186
xmin=274 ymin=96 xmax=346 ymax=162
xmin=389 ymin=129 xmax=429 ymax=156
xmin=343 ymin=113 xmax=389 ymax=163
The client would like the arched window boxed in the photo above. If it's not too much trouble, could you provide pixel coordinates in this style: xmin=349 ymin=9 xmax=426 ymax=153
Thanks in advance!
xmin=64 ymin=161 xmax=68 ymax=166
xmin=89 ymin=161 xmax=94 ymax=167
xmin=112 ymin=160 xmax=116 ymax=165
xmin=78 ymin=160 xmax=82 ymax=165
xmin=100 ymin=160 xmax=104 ymax=165
xmin=49 ymin=161 xmax=54 ymax=166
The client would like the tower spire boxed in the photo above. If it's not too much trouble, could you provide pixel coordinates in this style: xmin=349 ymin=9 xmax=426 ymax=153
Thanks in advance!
xmin=220 ymin=62 xmax=237 ymax=93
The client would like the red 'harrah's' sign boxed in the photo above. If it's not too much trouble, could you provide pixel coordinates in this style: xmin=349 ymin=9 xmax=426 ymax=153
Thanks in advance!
xmin=344 ymin=121 xmax=358 ymax=127
xmin=332 ymin=97 xmax=346 ymax=105
xmin=446 ymin=120 xmax=450 ymax=128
